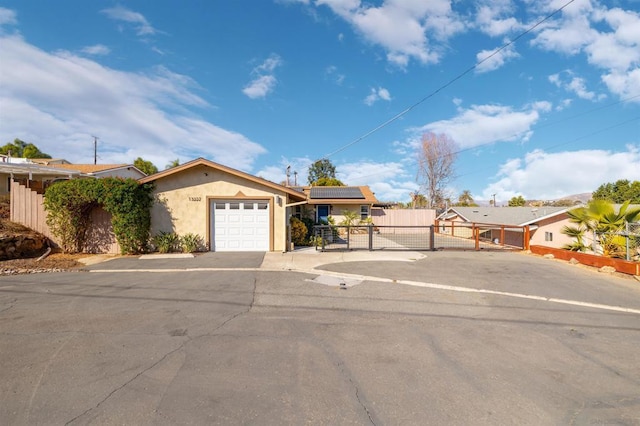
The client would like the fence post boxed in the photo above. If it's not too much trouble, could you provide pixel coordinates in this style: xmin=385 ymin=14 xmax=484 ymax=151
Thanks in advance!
xmin=429 ymin=225 xmax=435 ymax=251
xmin=474 ymin=224 xmax=480 ymax=251
xmin=368 ymin=225 xmax=373 ymax=251
xmin=347 ymin=226 xmax=350 ymax=250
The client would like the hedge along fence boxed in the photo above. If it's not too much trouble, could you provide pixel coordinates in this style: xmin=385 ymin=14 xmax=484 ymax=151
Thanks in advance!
xmin=43 ymin=178 xmax=154 ymax=254
xmin=530 ymin=245 xmax=640 ymax=276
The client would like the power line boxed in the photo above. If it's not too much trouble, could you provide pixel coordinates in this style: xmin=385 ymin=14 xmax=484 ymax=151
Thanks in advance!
xmin=345 ymin=93 xmax=640 ymax=184
xmin=322 ymin=0 xmax=576 ymax=160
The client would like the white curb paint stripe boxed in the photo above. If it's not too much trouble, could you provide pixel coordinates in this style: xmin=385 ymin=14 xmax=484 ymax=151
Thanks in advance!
xmin=88 ymin=267 xmax=640 ymax=315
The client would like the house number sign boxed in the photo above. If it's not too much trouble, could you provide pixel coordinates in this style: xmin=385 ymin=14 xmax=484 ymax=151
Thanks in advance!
xmin=188 ymin=197 xmax=202 ymax=202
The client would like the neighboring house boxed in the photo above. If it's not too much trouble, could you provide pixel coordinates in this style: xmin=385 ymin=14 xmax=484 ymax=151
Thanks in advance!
xmin=44 ymin=164 xmax=146 ymax=179
xmin=0 ymin=162 xmax=82 ymax=195
xmin=289 ymin=186 xmax=379 ymax=224
xmin=0 ymin=162 xmax=145 ymax=196
xmin=437 ymin=206 xmax=572 ymax=248
xmin=139 ymin=158 xmax=307 ymax=252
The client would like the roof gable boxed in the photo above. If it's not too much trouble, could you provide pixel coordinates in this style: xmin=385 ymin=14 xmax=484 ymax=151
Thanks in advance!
xmin=440 ymin=206 xmax=569 ymax=226
xmin=138 ymin=157 xmax=306 ymax=201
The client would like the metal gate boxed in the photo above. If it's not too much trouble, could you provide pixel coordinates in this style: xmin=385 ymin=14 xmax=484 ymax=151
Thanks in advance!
xmin=313 ymin=223 xmax=530 ymax=251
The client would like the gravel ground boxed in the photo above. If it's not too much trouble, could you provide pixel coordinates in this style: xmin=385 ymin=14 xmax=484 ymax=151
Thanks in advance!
xmin=0 ymin=252 xmax=88 ymax=275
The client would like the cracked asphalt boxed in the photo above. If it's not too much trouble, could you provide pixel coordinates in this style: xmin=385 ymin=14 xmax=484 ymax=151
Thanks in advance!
xmin=1 ymin=251 xmax=639 ymax=425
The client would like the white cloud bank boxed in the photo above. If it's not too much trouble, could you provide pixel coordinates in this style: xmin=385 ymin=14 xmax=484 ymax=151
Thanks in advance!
xmin=483 ymin=145 xmax=640 ymax=201
xmin=101 ymin=6 xmax=158 ymax=36
xmin=0 ymin=34 xmax=266 ymax=170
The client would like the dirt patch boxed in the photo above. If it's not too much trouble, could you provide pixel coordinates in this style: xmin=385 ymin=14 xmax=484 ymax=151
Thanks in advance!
xmin=0 ymin=252 xmax=92 ymax=275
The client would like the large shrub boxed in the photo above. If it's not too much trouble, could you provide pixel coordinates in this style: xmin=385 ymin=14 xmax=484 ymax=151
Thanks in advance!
xmin=290 ymin=217 xmax=308 ymax=246
xmin=44 ymin=178 xmax=154 ymax=254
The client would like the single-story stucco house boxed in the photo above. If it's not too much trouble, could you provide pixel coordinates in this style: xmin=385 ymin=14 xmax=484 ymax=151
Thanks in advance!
xmin=437 ymin=206 xmax=573 ymax=248
xmin=289 ymin=185 xmax=379 ymax=224
xmin=139 ymin=158 xmax=309 ymax=252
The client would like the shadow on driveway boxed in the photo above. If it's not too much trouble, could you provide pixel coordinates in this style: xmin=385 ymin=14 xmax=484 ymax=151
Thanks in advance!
xmin=83 ymin=251 xmax=266 ymax=271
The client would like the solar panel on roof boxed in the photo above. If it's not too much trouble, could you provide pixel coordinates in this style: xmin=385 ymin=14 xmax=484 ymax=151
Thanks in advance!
xmin=310 ymin=187 xmax=364 ymax=199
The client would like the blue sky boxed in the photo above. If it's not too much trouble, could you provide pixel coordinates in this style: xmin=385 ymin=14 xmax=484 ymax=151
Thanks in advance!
xmin=0 ymin=0 xmax=639 ymax=204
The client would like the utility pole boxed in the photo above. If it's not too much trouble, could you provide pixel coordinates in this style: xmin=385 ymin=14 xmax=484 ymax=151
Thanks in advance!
xmin=293 ymin=171 xmax=298 ymax=186
xmin=92 ymin=135 xmax=99 ymax=164
xmin=492 ymin=194 xmax=496 ymax=207
xmin=285 ymin=165 xmax=291 ymax=186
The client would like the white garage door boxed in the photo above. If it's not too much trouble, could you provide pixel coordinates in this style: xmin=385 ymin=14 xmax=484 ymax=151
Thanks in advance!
xmin=210 ymin=200 xmax=269 ymax=251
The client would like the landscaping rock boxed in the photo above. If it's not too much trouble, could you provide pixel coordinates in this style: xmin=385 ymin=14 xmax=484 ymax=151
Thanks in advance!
xmin=543 ymin=254 xmax=555 ymax=259
xmin=569 ymin=258 xmax=580 ymax=265
xmin=598 ymin=265 xmax=616 ymax=274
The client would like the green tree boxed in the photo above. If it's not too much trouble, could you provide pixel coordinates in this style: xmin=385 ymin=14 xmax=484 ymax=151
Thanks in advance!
xmin=165 ymin=158 xmax=180 ymax=170
xmin=508 ymin=195 xmax=526 ymax=207
xmin=592 ymin=179 xmax=640 ymax=203
xmin=133 ymin=157 xmax=158 ymax=175
xmin=314 ymin=176 xmax=345 ymax=186
xmin=0 ymin=138 xmax=51 ymax=159
xmin=308 ymin=159 xmax=344 ymax=185
xmin=454 ymin=190 xmax=478 ymax=207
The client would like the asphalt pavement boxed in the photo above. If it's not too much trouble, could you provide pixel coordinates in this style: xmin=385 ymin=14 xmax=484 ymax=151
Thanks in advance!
xmin=1 ymin=249 xmax=639 ymax=425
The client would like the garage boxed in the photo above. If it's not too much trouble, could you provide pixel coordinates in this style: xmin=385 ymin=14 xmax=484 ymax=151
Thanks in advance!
xmin=210 ymin=200 xmax=270 ymax=251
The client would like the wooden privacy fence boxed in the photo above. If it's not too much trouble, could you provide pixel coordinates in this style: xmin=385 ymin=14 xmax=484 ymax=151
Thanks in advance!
xmin=9 ymin=181 xmax=121 ymax=254
xmin=371 ymin=208 xmax=436 ymax=230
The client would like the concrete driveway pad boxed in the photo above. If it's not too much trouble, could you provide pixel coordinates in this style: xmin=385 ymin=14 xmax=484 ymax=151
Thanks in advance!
xmin=1 ymin=251 xmax=639 ymax=424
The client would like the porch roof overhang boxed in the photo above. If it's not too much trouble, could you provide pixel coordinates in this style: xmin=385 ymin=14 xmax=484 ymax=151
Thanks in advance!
xmin=0 ymin=163 xmax=83 ymax=179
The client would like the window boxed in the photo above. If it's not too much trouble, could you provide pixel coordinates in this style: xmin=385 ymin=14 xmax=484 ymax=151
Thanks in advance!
xmin=360 ymin=205 xmax=369 ymax=220
xmin=229 ymin=202 xmax=240 ymax=210
xmin=293 ymin=205 xmax=302 ymax=220
xmin=244 ymin=202 xmax=254 ymax=210
xmin=545 ymin=232 xmax=553 ymax=242
xmin=215 ymin=202 xmax=226 ymax=210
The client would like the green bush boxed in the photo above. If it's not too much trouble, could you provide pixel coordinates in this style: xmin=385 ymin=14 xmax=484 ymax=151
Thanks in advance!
xmin=152 ymin=231 xmax=180 ymax=253
xmin=181 ymin=233 xmax=203 ymax=253
xmin=44 ymin=178 xmax=153 ymax=254
xmin=290 ymin=217 xmax=308 ymax=246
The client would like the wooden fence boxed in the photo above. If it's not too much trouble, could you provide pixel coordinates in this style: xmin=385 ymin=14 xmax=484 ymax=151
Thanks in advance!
xmin=371 ymin=208 xmax=436 ymax=228
xmin=9 ymin=181 xmax=120 ymax=254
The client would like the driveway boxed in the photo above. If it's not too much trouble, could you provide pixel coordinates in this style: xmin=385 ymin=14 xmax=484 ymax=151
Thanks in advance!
xmin=1 ymin=251 xmax=639 ymax=425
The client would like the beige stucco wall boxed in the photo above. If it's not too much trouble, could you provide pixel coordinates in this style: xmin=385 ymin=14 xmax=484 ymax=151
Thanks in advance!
xmin=529 ymin=213 xmax=574 ymax=248
xmin=325 ymin=204 xmax=371 ymax=224
xmin=150 ymin=164 xmax=292 ymax=252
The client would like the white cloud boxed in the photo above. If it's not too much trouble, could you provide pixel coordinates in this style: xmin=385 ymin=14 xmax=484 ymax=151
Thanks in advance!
xmin=483 ymin=145 xmax=640 ymax=201
xmin=339 ymin=160 xmax=417 ymax=201
xmin=101 ymin=6 xmax=157 ymax=36
xmin=325 ymin=65 xmax=345 ymax=85
xmin=0 ymin=35 xmax=266 ymax=170
xmin=242 ymin=75 xmax=278 ymax=99
xmin=548 ymin=70 xmax=598 ymax=100
xmin=475 ymin=1 xmax=523 ymax=37
xmin=475 ymin=42 xmax=520 ymax=73
xmin=415 ymin=102 xmax=549 ymax=149
xmin=316 ymin=0 xmax=465 ymax=67
xmin=364 ymin=87 xmax=391 ymax=106
xmin=602 ymin=68 xmax=640 ymax=100
xmin=531 ymin=3 xmax=640 ymax=103
xmin=255 ymin=156 xmax=313 ymax=185
xmin=81 ymin=44 xmax=111 ymax=56
xmin=243 ymin=54 xmax=282 ymax=99
xmin=0 ymin=7 xmax=17 ymax=27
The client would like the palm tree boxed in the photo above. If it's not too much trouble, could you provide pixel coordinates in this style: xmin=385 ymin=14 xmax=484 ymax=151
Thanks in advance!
xmin=562 ymin=200 xmax=640 ymax=257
